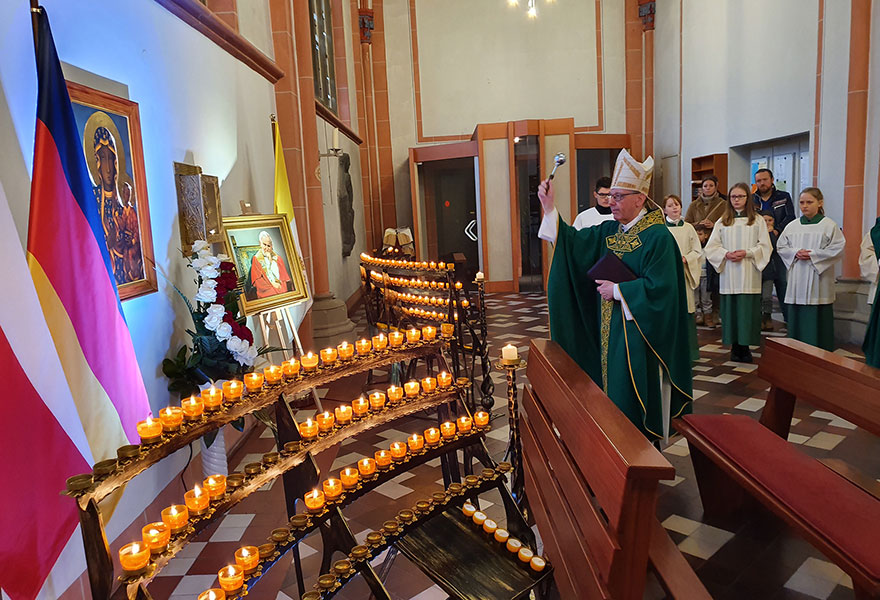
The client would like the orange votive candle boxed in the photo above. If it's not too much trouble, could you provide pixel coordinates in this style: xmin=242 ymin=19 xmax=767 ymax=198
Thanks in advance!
xmin=184 ymin=484 xmax=209 ymax=515
xmin=299 ymin=418 xmax=318 ymax=441
xmin=322 ymin=478 xmax=343 ymax=500
xmin=441 ymin=323 xmax=455 ymax=337
xmin=421 ymin=377 xmax=437 ymax=393
xmin=408 ymin=433 xmax=424 ymax=452
xmin=475 ymin=411 xmax=490 ymax=428
xmin=388 ymin=385 xmax=404 ymax=402
xmin=136 ymin=416 xmax=163 ymax=444
xmin=201 ymin=385 xmax=223 ymax=410
xmin=141 ymin=522 xmax=170 ymax=553
xmin=437 ymin=371 xmax=453 ymax=388
xmin=388 ymin=331 xmax=404 ymax=347
xmin=372 ymin=333 xmax=388 ymax=350
xmin=406 ymin=328 xmax=421 ymax=343
xmin=316 ymin=411 xmax=335 ymax=433
xmin=457 ymin=416 xmax=472 ymax=434
xmin=217 ymin=564 xmax=244 ymax=592
xmin=304 ymin=488 xmax=325 ymax=512
xmin=422 ymin=325 xmax=437 ymax=340
xmin=340 ymin=467 xmax=359 ymax=488
xmin=203 ymin=474 xmax=226 ymax=500
xmin=352 ymin=397 xmax=369 ymax=418
xmin=282 ymin=359 xmax=301 ymax=377
xmin=358 ymin=458 xmax=377 ymax=477
xmin=320 ymin=347 xmax=338 ymax=365
xmin=234 ymin=545 xmax=259 ymax=573
xmin=197 ymin=589 xmax=226 ymax=600
xmin=337 ymin=341 xmax=354 ymax=360
xmin=118 ymin=541 xmax=150 ymax=574
xmin=369 ymin=392 xmax=386 ymax=411
xmin=221 ymin=380 xmax=243 ymax=400
xmin=263 ymin=365 xmax=283 ymax=384
xmin=355 ymin=338 xmax=372 ymax=355
xmin=425 ymin=427 xmax=441 ymax=445
xmin=404 ymin=380 xmax=420 ymax=397
xmin=389 ymin=441 xmax=407 ymax=460
xmin=161 ymin=504 xmax=189 ymax=534
xmin=441 ymin=421 xmax=457 ymax=439
xmin=334 ymin=405 xmax=352 ymax=425
xmin=301 ymin=351 xmax=319 ymax=371
xmin=375 ymin=450 xmax=392 ymax=469
xmin=158 ymin=406 xmax=183 ymax=432
xmin=182 ymin=395 xmax=204 ymax=420
xmin=243 ymin=373 xmax=263 ymax=392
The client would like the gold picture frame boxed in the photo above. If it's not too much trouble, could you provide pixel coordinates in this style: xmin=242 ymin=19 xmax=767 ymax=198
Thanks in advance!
xmin=223 ymin=214 xmax=309 ymax=316
xmin=68 ymin=81 xmax=157 ymax=300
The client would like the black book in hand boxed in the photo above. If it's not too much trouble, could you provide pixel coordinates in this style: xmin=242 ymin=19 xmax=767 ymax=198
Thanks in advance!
xmin=586 ymin=252 xmax=637 ymax=283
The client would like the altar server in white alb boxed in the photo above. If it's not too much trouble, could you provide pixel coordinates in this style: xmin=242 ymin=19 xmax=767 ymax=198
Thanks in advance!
xmin=664 ymin=194 xmax=704 ymax=362
xmin=776 ymin=187 xmax=845 ymax=351
xmin=704 ymin=182 xmax=771 ymax=363
xmin=572 ymin=176 xmax=616 ymax=230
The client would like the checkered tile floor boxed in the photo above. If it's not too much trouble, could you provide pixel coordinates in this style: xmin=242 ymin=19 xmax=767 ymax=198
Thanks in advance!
xmin=59 ymin=293 xmax=878 ymax=599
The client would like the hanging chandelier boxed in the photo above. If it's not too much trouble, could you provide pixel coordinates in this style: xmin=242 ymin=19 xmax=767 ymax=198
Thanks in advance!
xmin=507 ymin=0 xmax=554 ymax=19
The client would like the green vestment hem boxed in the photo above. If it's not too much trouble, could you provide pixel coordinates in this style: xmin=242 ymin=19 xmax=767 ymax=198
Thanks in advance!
xmin=720 ymin=294 xmax=761 ymax=347
xmin=788 ymin=304 xmax=835 ymax=352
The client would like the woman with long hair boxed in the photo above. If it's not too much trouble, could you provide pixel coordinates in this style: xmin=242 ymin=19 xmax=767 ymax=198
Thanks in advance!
xmin=776 ymin=187 xmax=845 ymax=351
xmin=704 ymin=183 xmax=771 ymax=362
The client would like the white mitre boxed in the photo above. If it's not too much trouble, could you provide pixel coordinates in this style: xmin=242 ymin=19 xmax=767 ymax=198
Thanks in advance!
xmin=610 ymin=148 xmax=654 ymax=196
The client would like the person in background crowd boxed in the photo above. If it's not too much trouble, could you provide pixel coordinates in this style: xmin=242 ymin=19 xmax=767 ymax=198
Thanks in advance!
xmin=777 ymin=188 xmax=845 ymax=352
xmin=685 ymin=175 xmax=726 ymax=327
xmin=664 ymin=194 xmax=704 ymax=362
xmin=704 ymin=183 xmax=771 ymax=363
xmin=694 ymin=224 xmax=712 ymax=326
xmin=753 ymin=168 xmax=795 ymax=234
xmin=758 ymin=210 xmax=786 ymax=331
xmin=572 ymin=176 xmax=616 ymax=230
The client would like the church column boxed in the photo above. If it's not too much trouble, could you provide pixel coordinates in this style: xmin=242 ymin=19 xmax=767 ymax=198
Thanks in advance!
xmin=842 ymin=0 xmax=872 ymax=277
xmin=624 ymin=0 xmax=643 ymax=159
xmin=292 ymin=0 xmax=356 ymax=347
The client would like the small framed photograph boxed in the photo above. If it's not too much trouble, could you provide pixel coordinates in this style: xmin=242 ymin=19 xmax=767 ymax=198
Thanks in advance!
xmin=223 ymin=214 xmax=309 ymax=316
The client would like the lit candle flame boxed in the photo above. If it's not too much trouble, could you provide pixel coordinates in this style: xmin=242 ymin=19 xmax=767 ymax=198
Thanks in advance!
xmin=170 ymin=506 xmax=178 ymax=516
xmin=322 ymin=411 xmax=331 ymax=418
xmin=225 ymin=565 xmax=236 ymax=576
xmin=206 ymin=476 xmax=215 ymax=485
xmin=305 ymin=418 xmax=313 ymax=426
xmin=148 ymin=528 xmax=159 ymax=536
xmin=311 ymin=489 xmax=320 ymax=499
xmin=241 ymin=547 xmax=249 ymax=557
xmin=130 ymin=543 xmax=141 ymax=553
xmin=193 ymin=484 xmax=203 ymax=496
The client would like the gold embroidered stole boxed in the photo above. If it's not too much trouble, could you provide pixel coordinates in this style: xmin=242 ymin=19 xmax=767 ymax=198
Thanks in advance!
xmin=599 ymin=210 xmax=664 ymax=392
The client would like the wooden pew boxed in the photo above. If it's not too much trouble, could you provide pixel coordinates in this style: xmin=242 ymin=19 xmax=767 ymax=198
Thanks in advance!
xmin=522 ymin=339 xmax=710 ymax=600
xmin=674 ymin=338 xmax=880 ymax=599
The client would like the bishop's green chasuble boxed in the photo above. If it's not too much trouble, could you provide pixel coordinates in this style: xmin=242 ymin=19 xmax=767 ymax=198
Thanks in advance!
xmin=863 ymin=218 xmax=880 ymax=368
xmin=547 ymin=210 xmax=693 ymax=440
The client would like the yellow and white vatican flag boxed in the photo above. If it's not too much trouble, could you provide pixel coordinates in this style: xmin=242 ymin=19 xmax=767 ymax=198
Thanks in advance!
xmin=273 ymin=123 xmax=313 ymax=329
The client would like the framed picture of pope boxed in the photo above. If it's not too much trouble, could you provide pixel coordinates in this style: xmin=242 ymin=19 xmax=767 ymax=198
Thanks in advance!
xmin=222 ymin=214 xmax=309 ymax=316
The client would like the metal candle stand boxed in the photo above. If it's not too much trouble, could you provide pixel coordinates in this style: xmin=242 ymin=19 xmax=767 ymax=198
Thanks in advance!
xmin=494 ymin=358 xmax=528 ymax=509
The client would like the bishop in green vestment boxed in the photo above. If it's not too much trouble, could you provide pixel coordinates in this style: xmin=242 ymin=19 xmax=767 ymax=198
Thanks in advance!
xmin=538 ymin=150 xmax=693 ymax=441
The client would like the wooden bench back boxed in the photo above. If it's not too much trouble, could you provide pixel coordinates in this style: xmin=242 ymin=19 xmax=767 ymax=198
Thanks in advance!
xmin=522 ymin=339 xmax=675 ymax=600
xmin=757 ymin=338 xmax=880 ymax=438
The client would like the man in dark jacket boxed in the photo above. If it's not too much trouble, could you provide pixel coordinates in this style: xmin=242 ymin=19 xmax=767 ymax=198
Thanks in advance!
xmin=753 ymin=168 xmax=795 ymax=234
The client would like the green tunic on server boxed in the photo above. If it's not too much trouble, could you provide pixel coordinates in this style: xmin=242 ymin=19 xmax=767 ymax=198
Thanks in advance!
xmin=544 ymin=209 xmax=694 ymax=441
xmin=777 ymin=214 xmax=846 ymax=352
xmin=863 ymin=218 xmax=880 ymax=367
